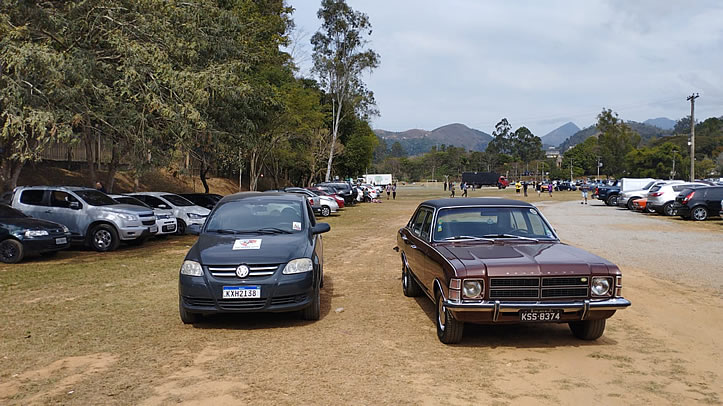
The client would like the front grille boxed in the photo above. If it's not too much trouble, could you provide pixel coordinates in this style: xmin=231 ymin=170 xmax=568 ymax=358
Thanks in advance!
xmin=218 ymin=298 xmax=267 ymax=310
xmin=489 ymin=277 xmax=589 ymax=299
xmin=207 ymin=264 xmax=280 ymax=278
xmin=183 ymin=297 xmax=215 ymax=307
xmin=142 ymin=220 xmax=155 ymax=226
xmin=271 ymin=295 xmax=307 ymax=305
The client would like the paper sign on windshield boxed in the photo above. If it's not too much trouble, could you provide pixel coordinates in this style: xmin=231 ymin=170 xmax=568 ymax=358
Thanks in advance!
xmin=293 ymin=222 xmax=302 ymax=231
xmin=233 ymin=239 xmax=262 ymax=250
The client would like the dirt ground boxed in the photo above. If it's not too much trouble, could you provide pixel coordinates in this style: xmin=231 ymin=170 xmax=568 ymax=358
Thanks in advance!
xmin=0 ymin=184 xmax=721 ymax=405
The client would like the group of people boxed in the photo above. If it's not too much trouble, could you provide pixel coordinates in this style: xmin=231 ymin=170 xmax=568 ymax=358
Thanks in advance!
xmin=444 ymin=181 xmax=469 ymax=198
xmin=384 ymin=183 xmax=397 ymax=200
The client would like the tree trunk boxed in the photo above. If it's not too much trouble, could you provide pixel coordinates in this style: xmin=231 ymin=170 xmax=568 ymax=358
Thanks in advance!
xmin=325 ymin=98 xmax=343 ymax=182
xmin=0 ymin=158 xmax=24 ymax=193
xmin=238 ymin=149 xmax=244 ymax=192
xmin=105 ymin=142 xmax=120 ymax=193
xmin=83 ymin=125 xmax=97 ymax=186
xmin=249 ymin=149 xmax=259 ymax=191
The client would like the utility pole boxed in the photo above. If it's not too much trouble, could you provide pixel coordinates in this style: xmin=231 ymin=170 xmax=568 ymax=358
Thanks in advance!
xmin=596 ymin=157 xmax=601 ymax=180
xmin=671 ymin=149 xmax=677 ymax=179
xmin=570 ymin=158 xmax=573 ymax=181
xmin=687 ymin=93 xmax=699 ymax=181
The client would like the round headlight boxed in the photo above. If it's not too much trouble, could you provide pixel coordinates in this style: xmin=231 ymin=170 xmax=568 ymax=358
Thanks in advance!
xmin=591 ymin=277 xmax=611 ymax=296
xmin=462 ymin=280 xmax=482 ymax=298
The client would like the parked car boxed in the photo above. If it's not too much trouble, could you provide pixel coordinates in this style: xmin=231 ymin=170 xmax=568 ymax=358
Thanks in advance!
xmin=179 ymin=193 xmax=223 ymax=210
xmin=0 ymin=204 xmax=71 ymax=263
xmin=178 ymin=192 xmax=330 ymax=323
xmin=316 ymin=182 xmax=356 ymax=205
xmin=618 ymin=180 xmax=665 ymax=210
xmin=282 ymin=187 xmax=338 ymax=217
xmin=631 ymin=197 xmax=650 ymax=212
xmin=129 ymin=192 xmax=210 ymax=234
xmin=556 ymin=181 xmax=577 ymax=191
xmin=12 ymin=186 xmax=156 ymax=251
xmin=647 ymin=182 xmax=709 ymax=216
xmin=307 ymin=187 xmax=345 ymax=208
xmin=110 ymin=194 xmax=178 ymax=236
xmin=395 ymin=197 xmax=630 ymax=344
xmin=673 ymin=186 xmax=723 ymax=221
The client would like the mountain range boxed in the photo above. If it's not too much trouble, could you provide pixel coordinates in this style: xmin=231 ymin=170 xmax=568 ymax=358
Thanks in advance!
xmin=643 ymin=117 xmax=676 ymax=130
xmin=374 ymin=123 xmax=492 ymax=155
xmin=540 ymin=122 xmax=580 ymax=148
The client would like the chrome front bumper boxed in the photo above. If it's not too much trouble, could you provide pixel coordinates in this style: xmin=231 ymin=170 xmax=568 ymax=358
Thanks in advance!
xmin=444 ymin=297 xmax=631 ymax=321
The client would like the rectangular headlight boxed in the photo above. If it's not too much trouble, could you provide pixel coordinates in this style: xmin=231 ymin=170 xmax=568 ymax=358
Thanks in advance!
xmin=282 ymin=258 xmax=313 ymax=274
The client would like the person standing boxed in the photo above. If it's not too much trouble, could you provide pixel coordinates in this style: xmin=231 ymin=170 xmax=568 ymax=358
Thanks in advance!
xmin=548 ymin=183 xmax=553 ymax=197
xmin=461 ymin=182 xmax=468 ymax=197
xmin=523 ymin=181 xmax=528 ymax=197
xmin=392 ymin=183 xmax=397 ymax=200
xmin=580 ymin=183 xmax=589 ymax=204
xmin=449 ymin=182 xmax=455 ymax=198
xmin=515 ymin=181 xmax=522 ymax=194
xmin=443 ymin=181 xmax=447 ymax=191
xmin=385 ymin=184 xmax=391 ymax=200
xmin=95 ymin=181 xmax=107 ymax=193
xmin=536 ymin=182 xmax=541 ymax=197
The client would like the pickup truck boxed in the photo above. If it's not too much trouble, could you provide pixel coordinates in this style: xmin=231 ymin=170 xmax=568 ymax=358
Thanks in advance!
xmin=596 ymin=181 xmax=621 ymax=206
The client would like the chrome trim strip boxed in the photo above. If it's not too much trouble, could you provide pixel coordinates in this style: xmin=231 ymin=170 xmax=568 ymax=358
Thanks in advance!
xmin=208 ymin=267 xmax=235 ymax=271
xmin=444 ymin=297 xmax=631 ymax=313
xmin=250 ymin=266 xmax=278 ymax=271
xmin=492 ymin=300 xmax=501 ymax=321
xmin=211 ymin=272 xmax=236 ymax=277
xmin=581 ymin=299 xmax=590 ymax=320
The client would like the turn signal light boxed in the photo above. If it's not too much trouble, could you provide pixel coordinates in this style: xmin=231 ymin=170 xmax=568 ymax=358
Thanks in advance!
xmin=682 ymin=191 xmax=695 ymax=204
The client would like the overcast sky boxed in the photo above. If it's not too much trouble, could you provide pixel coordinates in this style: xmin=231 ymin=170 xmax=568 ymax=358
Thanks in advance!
xmin=287 ymin=0 xmax=723 ymax=136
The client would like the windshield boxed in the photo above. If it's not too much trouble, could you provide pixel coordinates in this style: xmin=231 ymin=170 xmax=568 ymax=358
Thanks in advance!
xmin=205 ymin=200 xmax=304 ymax=234
xmin=162 ymin=194 xmax=195 ymax=207
xmin=75 ymin=190 xmax=117 ymax=206
xmin=434 ymin=206 xmax=556 ymax=241
xmin=0 ymin=205 xmax=27 ymax=218
xmin=114 ymin=196 xmax=151 ymax=209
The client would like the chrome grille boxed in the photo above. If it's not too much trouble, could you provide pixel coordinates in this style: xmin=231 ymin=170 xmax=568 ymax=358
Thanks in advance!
xmin=489 ymin=277 xmax=589 ymax=299
xmin=207 ymin=264 xmax=280 ymax=278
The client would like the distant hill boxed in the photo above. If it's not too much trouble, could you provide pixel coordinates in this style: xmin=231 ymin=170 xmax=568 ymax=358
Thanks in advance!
xmin=541 ymin=122 xmax=580 ymax=148
xmin=374 ymin=123 xmax=493 ymax=155
xmin=643 ymin=117 xmax=676 ymax=130
xmin=558 ymin=121 xmax=674 ymax=150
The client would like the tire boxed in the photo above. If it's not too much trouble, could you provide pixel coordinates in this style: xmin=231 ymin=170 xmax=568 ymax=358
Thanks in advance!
xmin=569 ymin=319 xmax=606 ymax=340
xmin=0 ymin=239 xmax=24 ymax=264
xmin=320 ymin=206 xmax=331 ymax=217
xmin=435 ymin=289 xmax=464 ymax=344
xmin=402 ymin=259 xmax=422 ymax=297
xmin=662 ymin=202 xmax=676 ymax=216
xmin=176 ymin=219 xmax=187 ymax=235
xmin=607 ymin=195 xmax=618 ymax=206
xmin=645 ymin=205 xmax=656 ymax=214
xmin=302 ymin=278 xmax=321 ymax=321
xmin=179 ymin=296 xmax=201 ymax=324
xmin=89 ymin=224 xmax=120 ymax=252
xmin=691 ymin=206 xmax=708 ymax=221
xmin=626 ymin=198 xmax=638 ymax=210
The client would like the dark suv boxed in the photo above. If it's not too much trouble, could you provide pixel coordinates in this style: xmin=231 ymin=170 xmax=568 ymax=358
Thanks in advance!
xmin=316 ymin=182 xmax=355 ymax=206
xmin=674 ymin=186 xmax=723 ymax=221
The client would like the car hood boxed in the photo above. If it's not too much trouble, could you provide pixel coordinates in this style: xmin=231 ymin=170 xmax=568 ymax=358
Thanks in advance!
xmin=2 ymin=217 xmax=66 ymax=230
xmin=436 ymin=242 xmax=614 ymax=277
xmin=190 ymin=232 xmax=310 ymax=265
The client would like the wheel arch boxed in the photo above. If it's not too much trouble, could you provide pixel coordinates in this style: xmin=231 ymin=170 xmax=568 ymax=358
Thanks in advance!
xmin=86 ymin=220 xmax=118 ymax=237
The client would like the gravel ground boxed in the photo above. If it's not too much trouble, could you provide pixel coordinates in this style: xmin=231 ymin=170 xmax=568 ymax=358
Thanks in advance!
xmin=537 ymin=199 xmax=723 ymax=293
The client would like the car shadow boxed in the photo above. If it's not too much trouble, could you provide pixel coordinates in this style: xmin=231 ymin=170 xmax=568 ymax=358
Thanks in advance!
xmin=412 ymin=295 xmax=617 ymax=348
xmin=191 ymin=274 xmax=335 ymax=330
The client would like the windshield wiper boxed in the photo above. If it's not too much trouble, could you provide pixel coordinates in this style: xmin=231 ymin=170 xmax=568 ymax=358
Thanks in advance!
xmin=444 ymin=235 xmax=494 ymax=242
xmin=255 ymin=227 xmax=292 ymax=234
xmin=208 ymin=229 xmax=238 ymax=234
xmin=482 ymin=233 xmax=540 ymax=242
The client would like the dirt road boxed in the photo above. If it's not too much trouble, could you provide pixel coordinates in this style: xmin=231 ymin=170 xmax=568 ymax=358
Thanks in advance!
xmin=1 ymin=186 xmax=721 ymax=405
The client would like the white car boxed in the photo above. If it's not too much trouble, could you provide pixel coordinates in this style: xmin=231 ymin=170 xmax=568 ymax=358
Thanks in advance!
xmin=110 ymin=195 xmax=178 ymax=236
xmin=647 ymin=182 xmax=710 ymax=216
xmin=129 ymin=192 xmax=210 ymax=234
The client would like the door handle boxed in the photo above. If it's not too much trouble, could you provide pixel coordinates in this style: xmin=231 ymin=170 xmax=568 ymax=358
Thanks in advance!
xmin=410 ymin=244 xmax=417 ymax=249
xmin=44 ymin=210 xmax=52 ymax=214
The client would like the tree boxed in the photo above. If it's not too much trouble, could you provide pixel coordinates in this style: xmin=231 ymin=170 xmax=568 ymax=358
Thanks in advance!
xmin=311 ymin=0 xmax=379 ymax=181
xmin=390 ymin=141 xmax=406 ymax=158
xmin=596 ymin=108 xmax=641 ymax=177
xmin=510 ymin=126 xmax=543 ymax=163
xmin=486 ymin=118 xmax=513 ymax=155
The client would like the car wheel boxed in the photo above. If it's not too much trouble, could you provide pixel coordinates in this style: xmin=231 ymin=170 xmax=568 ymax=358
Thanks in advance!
xmin=691 ymin=206 xmax=708 ymax=221
xmin=402 ymin=259 xmax=422 ymax=297
xmin=569 ymin=319 xmax=606 ymax=340
xmin=0 ymin=239 xmax=24 ymax=264
xmin=626 ymin=198 xmax=638 ymax=210
xmin=302 ymin=279 xmax=321 ymax=321
xmin=435 ymin=289 xmax=464 ymax=344
xmin=607 ymin=195 xmax=618 ymax=206
xmin=89 ymin=224 xmax=120 ymax=252
xmin=321 ymin=206 xmax=331 ymax=217
xmin=176 ymin=219 xmax=187 ymax=235
xmin=646 ymin=206 xmax=656 ymax=214
xmin=662 ymin=202 xmax=676 ymax=216
xmin=179 ymin=296 xmax=201 ymax=324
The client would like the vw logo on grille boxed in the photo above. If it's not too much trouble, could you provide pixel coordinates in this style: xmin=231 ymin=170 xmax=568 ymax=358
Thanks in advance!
xmin=236 ymin=264 xmax=250 ymax=278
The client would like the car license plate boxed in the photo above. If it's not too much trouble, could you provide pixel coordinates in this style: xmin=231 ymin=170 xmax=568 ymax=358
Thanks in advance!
xmin=55 ymin=237 xmax=67 ymax=245
xmin=222 ymin=286 xmax=261 ymax=299
xmin=149 ymin=225 xmax=158 ymax=233
xmin=519 ymin=309 xmax=561 ymax=322
xmin=162 ymin=225 xmax=176 ymax=232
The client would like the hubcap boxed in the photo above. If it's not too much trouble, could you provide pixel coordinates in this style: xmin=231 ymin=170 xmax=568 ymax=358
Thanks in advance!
xmin=322 ymin=207 xmax=330 ymax=216
xmin=1 ymin=242 xmax=17 ymax=260
xmin=664 ymin=204 xmax=674 ymax=216
xmin=94 ymin=230 xmax=112 ymax=249
xmin=438 ymin=299 xmax=446 ymax=331
xmin=693 ymin=208 xmax=706 ymax=220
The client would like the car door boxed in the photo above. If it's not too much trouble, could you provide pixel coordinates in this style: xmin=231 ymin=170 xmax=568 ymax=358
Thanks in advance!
xmin=706 ymin=187 xmax=723 ymax=213
xmin=15 ymin=189 xmax=48 ymax=219
xmin=404 ymin=208 xmax=432 ymax=289
xmin=47 ymin=190 xmax=85 ymax=237
xmin=414 ymin=208 xmax=438 ymax=293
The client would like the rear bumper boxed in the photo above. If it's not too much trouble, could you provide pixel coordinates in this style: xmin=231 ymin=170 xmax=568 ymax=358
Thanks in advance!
xmin=444 ymin=297 xmax=631 ymax=322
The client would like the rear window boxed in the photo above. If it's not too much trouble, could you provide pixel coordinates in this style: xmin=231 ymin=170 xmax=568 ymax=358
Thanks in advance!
xmin=649 ymin=185 xmax=662 ymax=192
xmin=162 ymin=194 xmax=194 ymax=207
xmin=20 ymin=190 xmax=45 ymax=206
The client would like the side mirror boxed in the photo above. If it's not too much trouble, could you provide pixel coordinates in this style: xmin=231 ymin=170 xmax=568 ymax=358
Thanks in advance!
xmin=69 ymin=201 xmax=81 ymax=210
xmin=187 ymin=224 xmax=202 ymax=235
xmin=311 ymin=223 xmax=331 ymax=235
xmin=159 ymin=204 xmax=169 ymax=209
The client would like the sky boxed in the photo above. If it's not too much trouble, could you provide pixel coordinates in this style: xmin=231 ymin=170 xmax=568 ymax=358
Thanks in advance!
xmin=287 ymin=0 xmax=723 ymax=137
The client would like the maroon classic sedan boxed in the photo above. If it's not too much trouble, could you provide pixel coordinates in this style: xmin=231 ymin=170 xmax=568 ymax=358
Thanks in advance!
xmin=395 ymin=198 xmax=631 ymax=344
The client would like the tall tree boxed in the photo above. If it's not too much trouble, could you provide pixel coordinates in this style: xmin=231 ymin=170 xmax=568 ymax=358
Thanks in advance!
xmin=596 ymin=108 xmax=641 ymax=177
xmin=311 ymin=0 xmax=379 ymax=181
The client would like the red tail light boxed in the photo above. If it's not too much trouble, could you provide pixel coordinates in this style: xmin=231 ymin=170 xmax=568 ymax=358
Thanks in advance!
xmin=308 ymin=198 xmax=314 ymax=205
xmin=650 ymin=192 xmax=663 ymax=197
xmin=682 ymin=191 xmax=695 ymax=204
